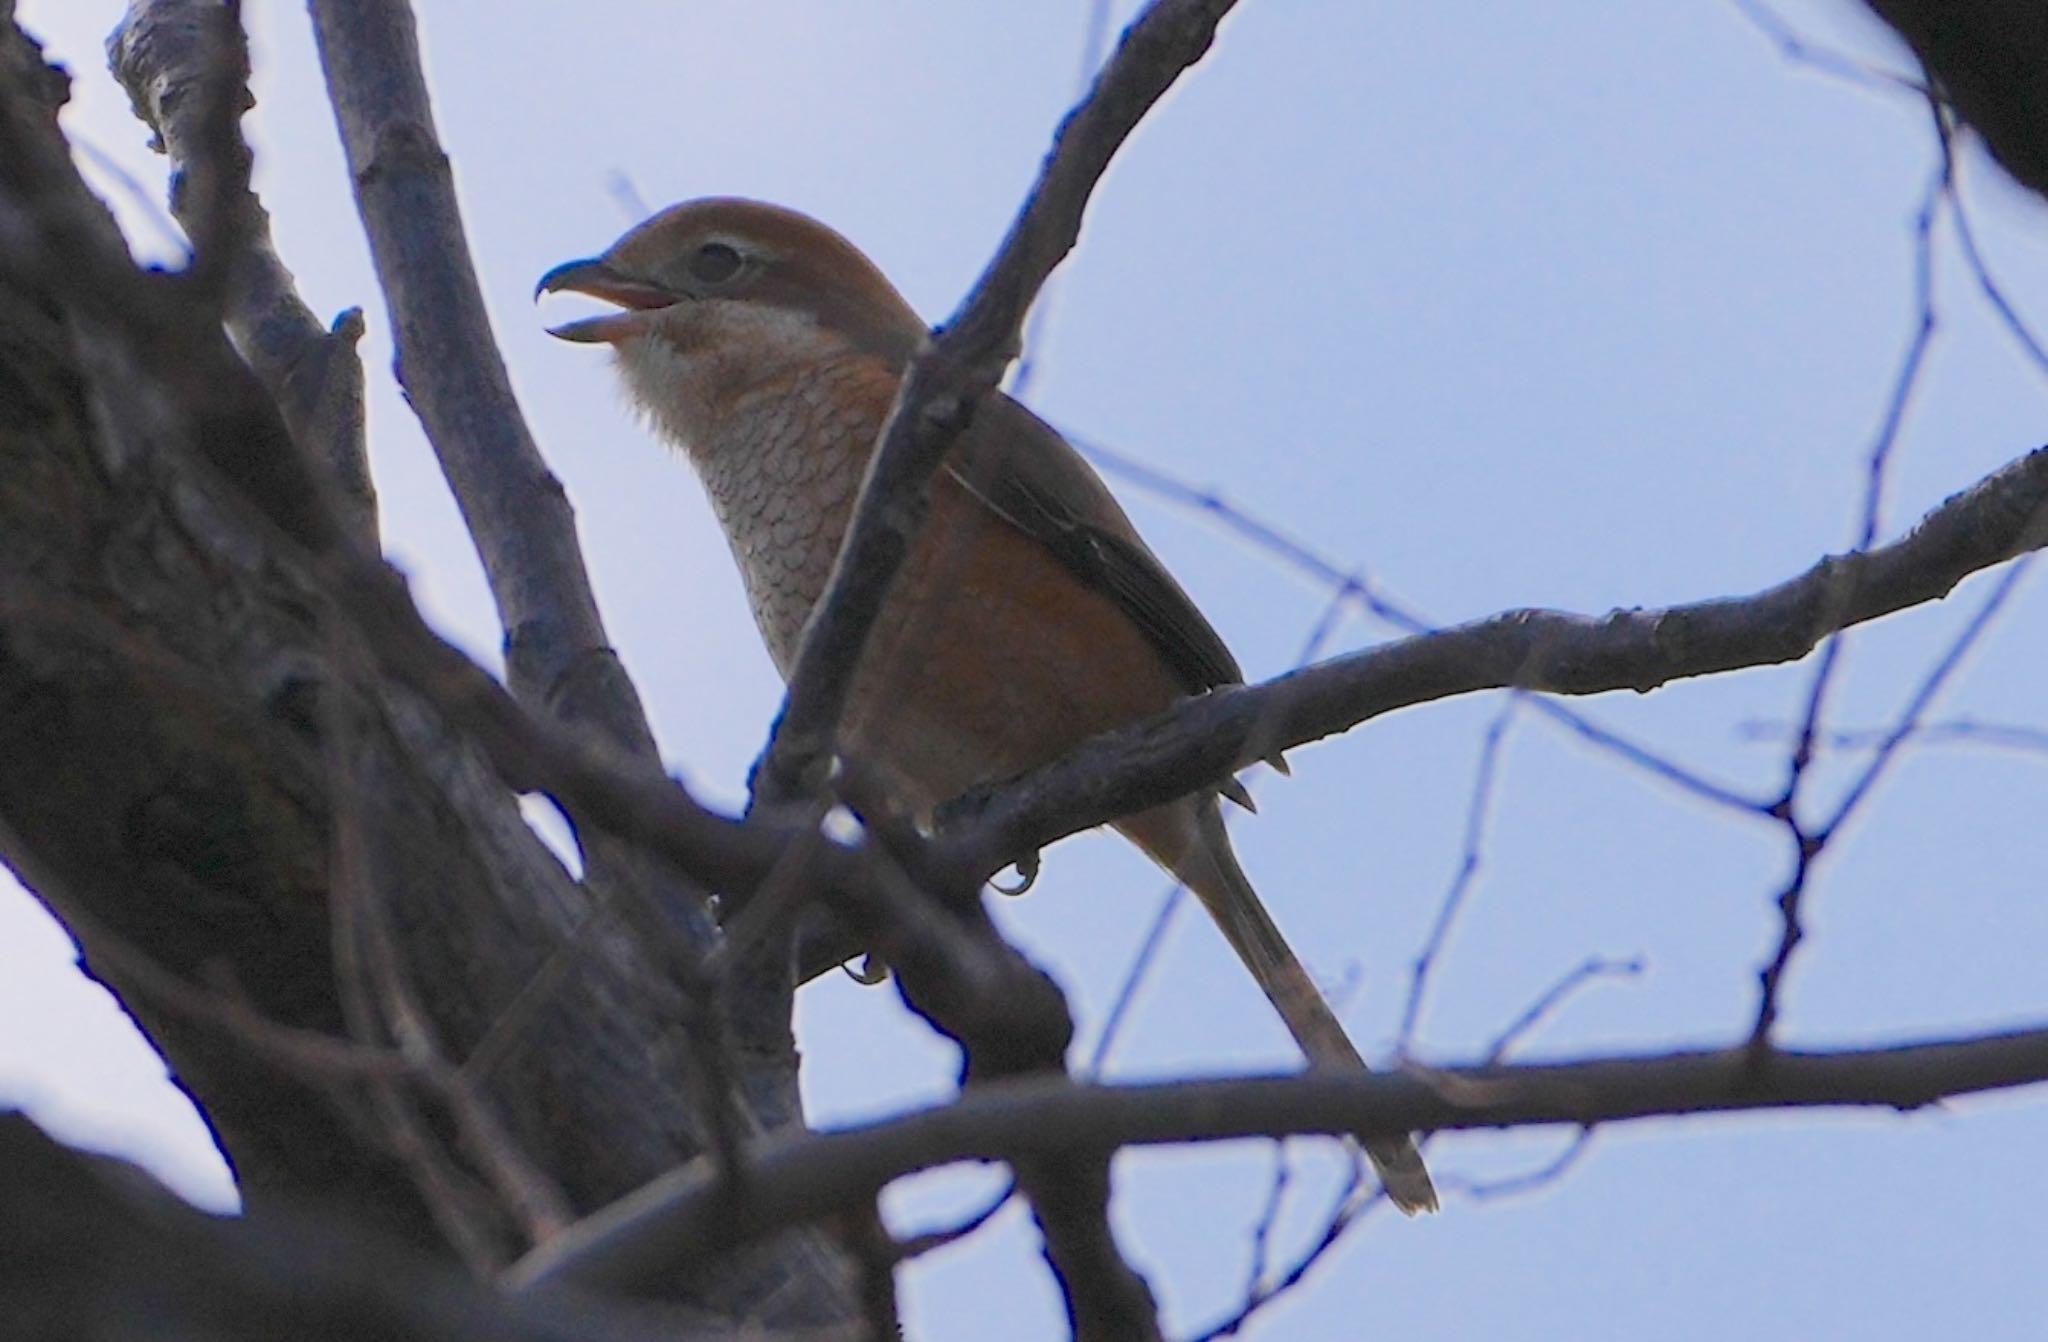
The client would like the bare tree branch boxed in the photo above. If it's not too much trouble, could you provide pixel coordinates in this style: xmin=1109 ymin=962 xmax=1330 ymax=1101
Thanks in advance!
xmin=1437 ymin=1129 xmax=1598 ymax=1203
xmin=757 ymin=0 xmax=1241 ymax=800
xmin=301 ymin=0 xmax=665 ymax=774
xmin=1484 ymin=958 xmax=1646 ymax=1065
xmin=1397 ymin=699 xmax=1518 ymax=1052
xmin=1192 ymin=1155 xmax=1379 ymax=1342
xmin=1752 ymin=554 xmax=2035 ymax=1046
xmin=1084 ymin=876 xmax=1187 ymax=1076
xmin=108 ymin=0 xmax=377 ymax=546
xmin=1931 ymin=103 xmax=2048 ymax=377
xmin=1739 ymin=718 xmax=2048 ymax=756
xmin=1073 ymin=429 xmax=1767 ymax=814
xmin=299 ymin=0 xmax=843 ymax=1162
xmin=939 ymin=443 xmax=2048 ymax=877
xmin=0 ymin=1115 xmax=836 ymax=1342
xmin=1746 ymin=152 xmax=1945 ymax=1048
xmin=1008 ymin=0 xmax=1117 ymax=404
xmin=0 ymin=23 xmax=866 ymax=1319
xmin=510 ymin=1023 xmax=2048 ymax=1295
xmin=12 ymin=2 xmax=2045 ymax=1330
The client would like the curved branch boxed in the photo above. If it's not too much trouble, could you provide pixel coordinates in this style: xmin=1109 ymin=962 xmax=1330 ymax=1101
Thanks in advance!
xmin=511 ymin=1023 xmax=2048 ymax=1294
xmin=942 ymin=444 xmax=2048 ymax=871
xmin=758 ymin=0 xmax=1241 ymax=798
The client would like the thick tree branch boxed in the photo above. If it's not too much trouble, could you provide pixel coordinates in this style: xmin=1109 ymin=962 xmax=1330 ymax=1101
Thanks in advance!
xmin=108 ymin=0 xmax=377 ymax=548
xmin=302 ymin=0 xmax=662 ymax=774
xmin=757 ymin=0 xmax=1240 ymax=799
xmin=940 ymin=444 xmax=2048 ymax=875
xmin=298 ymin=0 xmax=789 ymax=1151
xmin=0 ymin=1116 xmax=797 ymax=1342
xmin=0 ymin=20 xmax=860 ymax=1319
xmin=511 ymin=1023 xmax=2048 ymax=1294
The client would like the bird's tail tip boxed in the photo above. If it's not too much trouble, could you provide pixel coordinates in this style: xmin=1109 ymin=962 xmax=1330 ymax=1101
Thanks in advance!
xmin=1365 ymin=1137 xmax=1440 ymax=1216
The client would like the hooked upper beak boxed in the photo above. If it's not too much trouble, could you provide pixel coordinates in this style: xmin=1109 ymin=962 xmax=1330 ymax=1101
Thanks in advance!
xmin=534 ymin=257 xmax=679 ymax=343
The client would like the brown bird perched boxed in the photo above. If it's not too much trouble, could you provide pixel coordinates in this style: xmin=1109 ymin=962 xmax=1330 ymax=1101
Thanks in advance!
xmin=538 ymin=198 xmax=1436 ymax=1214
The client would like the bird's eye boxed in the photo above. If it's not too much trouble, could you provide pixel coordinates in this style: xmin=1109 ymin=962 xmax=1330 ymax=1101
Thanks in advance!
xmin=688 ymin=241 xmax=744 ymax=285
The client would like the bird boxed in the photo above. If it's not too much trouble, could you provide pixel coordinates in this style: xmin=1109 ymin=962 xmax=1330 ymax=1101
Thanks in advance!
xmin=538 ymin=198 xmax=1437 ymax=1215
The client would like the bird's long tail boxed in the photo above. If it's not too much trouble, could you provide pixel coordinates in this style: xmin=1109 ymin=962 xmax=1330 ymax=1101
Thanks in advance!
xmin=1117 ymin=798 xmax=1439 ymax=1216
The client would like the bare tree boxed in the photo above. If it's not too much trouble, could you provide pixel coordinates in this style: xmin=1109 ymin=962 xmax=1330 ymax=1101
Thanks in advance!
xmin=2 ymin=1 xmax=2044 ymax=1338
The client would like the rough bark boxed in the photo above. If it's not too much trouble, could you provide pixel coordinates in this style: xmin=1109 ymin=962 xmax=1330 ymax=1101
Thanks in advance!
xmin=0 ymin=11 xmax=852 ymax=1327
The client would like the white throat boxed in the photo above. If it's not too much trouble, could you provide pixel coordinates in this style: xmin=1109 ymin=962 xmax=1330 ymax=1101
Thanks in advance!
xmin=612 ymin=301 xmax=850 ymax=462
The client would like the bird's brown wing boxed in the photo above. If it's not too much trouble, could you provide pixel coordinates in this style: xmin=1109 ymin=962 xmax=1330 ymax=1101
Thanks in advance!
xmin=947 ymin=393 xmax=1243 ymax=697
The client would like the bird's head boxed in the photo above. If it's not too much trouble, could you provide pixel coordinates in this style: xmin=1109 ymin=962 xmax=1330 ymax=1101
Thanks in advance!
xmin=538 ymin=198 xmax=924 ymax=447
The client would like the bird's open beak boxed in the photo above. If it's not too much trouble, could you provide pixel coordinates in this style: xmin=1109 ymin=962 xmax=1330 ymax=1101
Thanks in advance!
xmin=534 ymin=257 xmax=678 ymax=343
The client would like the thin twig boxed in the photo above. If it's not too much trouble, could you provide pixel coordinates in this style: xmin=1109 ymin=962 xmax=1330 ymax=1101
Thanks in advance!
xmin=1485 ymin=957 xmax=1646 ymax=1066
xmin=1861 ymin=0 xmax=2048 ymax=203
xmin=1086 ymin=878 xmax=1187 ymax=1077
xmin=1928 ymin=96 xmax=2048 ymax=377
xmin=1818 ymin=556 xmax=2035 ymax=840
xmin=68 ymin=132 xmax=186 ymax=255
xmin=325 ymin=712 xmax=512 ymax=1273
xmin=322 ymin=659 xmax=574 ymax=1262
xmin=1726 ymin=0 xmax=1929 ymax=94
xmin=1191 ymin=1156 xmax=1379 ymax=1341
xmin=891 ymin=1177 xmax=1019 ymax=1262
xmin=1523 ymin=695 xmax=1767 ymax=816
xmin=60 ymin=903 xmax=414 ymax=1083
xmin=1397 ymin=699 xmax=1518 ymax=1052
xmin=1750 ymin=152 xmax=1946 ymax=1048
xmin=1239 ymin=1142 xmax=1295 ymax=1316
xmin=1434 ymin=1128 xmax=1596 ymax=1202
xmin=1009 ymin=0 xmax=1117 ymax=402
xmin=1737 ymin=717 xmax=2048 ymax=756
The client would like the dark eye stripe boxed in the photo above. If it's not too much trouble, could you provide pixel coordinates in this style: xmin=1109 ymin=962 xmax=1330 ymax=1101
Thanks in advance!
xmin=689 ymin=241 xmax=743 ymax=284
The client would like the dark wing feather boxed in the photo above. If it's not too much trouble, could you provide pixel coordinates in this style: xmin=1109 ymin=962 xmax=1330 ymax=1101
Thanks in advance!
xmin=949 ymin=395 xmax=1242 ymax=696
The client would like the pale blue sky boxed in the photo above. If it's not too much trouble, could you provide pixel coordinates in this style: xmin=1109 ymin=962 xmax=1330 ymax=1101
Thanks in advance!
xmin=7 ymin=3 xmax=2046 ymax=1338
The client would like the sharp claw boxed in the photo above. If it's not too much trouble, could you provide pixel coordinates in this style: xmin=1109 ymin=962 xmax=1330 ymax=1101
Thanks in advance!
xmin=843 ymin=954 xmax=890 ymax=985
xmin=990 ymin=851 xmax=1040 ymax=895
xmin=1220 ymin=777 xmax=1258 ymax=812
